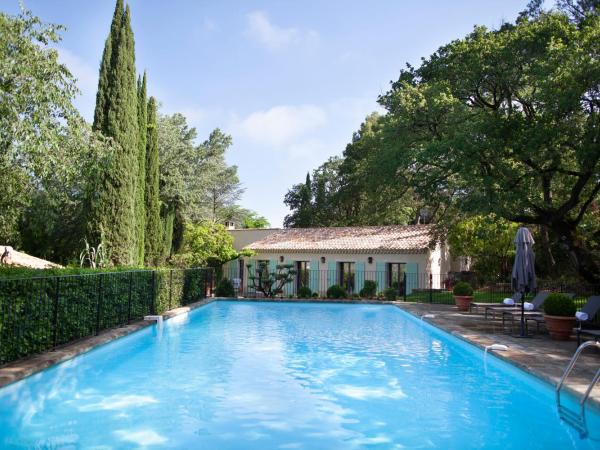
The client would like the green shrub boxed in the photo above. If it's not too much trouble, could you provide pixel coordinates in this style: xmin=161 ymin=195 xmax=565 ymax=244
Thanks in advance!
xmin=384 ymin=287 xmax=397 ymax=301
xmin=311 ymin=292 xmax=319 ymax=298
xmin=215 ymin=278 xmax=235 ymax=297
xmin=543 ymin=293 xmax=576 ymax=317
xmin=0 ymin=268 xmax=210 ymax=365
xmin=453 ymin=281 xmax=473 ymax=296
xmin=326 ymin=285 xmax=348 ymax=299
xmin=359 ymin=280 xmax=377 ymax=298
xmin=298 ymin=286 xmax=312 ymax=298
xmin=352 ymin=293 xmax=360 ymax=299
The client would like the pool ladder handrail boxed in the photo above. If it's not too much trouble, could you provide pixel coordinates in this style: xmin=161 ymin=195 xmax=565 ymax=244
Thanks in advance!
xmin=555 ymin=340 xmax=600 ymax=437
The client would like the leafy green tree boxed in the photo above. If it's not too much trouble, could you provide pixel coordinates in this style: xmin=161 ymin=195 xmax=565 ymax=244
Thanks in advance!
xmin=199 ymin=129 xmax=244 ymax=223
xmin=241 ymin=211 xmax=270 ymax=229
xmin=135 ymin=71 xmax=147 ymax=263
xmin=89 ymin=0 xmax=139 ymax=266
xmin=448 ymin=215 xmax=519 ymax=280
xmin=157 ymin=112 xmax=198 ymax=258
xmin=179 ymin=222 xmax=246 ymax=267
xmin=284 ymin=173 xmax=313 ymax=227
xmin=375 ymin=12 xmax=600 ymax=281
xmin=19 ymin=126 xmax=116 ymax=263
xmin=144 ymin=97 xmax=162 ymax=265
xmin=0 ymin=9 xmax=80 ymax=245
xmin=157 ymin=114 xmax=244 ymax=256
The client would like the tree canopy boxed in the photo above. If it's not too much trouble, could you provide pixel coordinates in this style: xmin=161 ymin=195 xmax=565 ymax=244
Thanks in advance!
xmin=284 ymin=4 xmax=600 ymax=282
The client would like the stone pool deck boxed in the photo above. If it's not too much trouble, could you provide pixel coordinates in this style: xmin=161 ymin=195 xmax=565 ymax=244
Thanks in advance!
xmin=0 ymin=297 xmax=598 ymax=410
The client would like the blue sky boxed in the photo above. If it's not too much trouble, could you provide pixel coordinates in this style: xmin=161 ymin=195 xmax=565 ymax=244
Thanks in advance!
xmin=5 ymin=0 xmax=528 ymax=227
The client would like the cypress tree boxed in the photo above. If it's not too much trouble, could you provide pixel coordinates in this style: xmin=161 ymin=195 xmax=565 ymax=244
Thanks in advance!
xmin=135 ymin=72 xmax=148 ymax=265
xmin=144 ymin=97 xmax=162 ymax=265
xmin=89 ymin=1 xmax=139 ymax=265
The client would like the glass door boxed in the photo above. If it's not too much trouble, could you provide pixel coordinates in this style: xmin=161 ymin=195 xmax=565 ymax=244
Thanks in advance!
xmin=338 ymin=262 xmax=355 ymax=293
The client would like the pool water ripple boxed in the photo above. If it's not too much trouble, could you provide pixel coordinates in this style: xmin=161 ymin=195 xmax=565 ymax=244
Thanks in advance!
xmin=0 ymin=301 xmax=598 ymax=449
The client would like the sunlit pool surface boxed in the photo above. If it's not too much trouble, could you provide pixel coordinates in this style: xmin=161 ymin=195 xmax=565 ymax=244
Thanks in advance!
xmin=0 ymin=301 xmax=598 ymax=449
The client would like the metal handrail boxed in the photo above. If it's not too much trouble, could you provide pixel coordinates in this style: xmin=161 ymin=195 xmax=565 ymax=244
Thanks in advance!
xmin=556 ymin=340 xmax=600 ymax=436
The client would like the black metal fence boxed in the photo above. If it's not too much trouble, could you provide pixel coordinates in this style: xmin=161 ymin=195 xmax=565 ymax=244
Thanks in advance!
xmin=0 ymin=267 xmax=213 ymax=365
xmin=222 ymin=268 xmax=600 ymax=324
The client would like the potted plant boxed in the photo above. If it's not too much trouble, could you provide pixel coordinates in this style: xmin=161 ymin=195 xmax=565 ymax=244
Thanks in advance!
xmin=543 ymin=293 xmax=576 ymax=341
xmin=453 ymin=282 xmax=474 ymax=311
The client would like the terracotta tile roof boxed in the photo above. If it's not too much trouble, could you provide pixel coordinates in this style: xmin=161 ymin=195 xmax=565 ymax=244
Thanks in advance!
xmin=245 ymin=225 xmax=434 ymax=254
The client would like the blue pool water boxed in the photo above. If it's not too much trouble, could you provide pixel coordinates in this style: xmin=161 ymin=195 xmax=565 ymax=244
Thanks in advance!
xmin=0 ymin=301 xmax=598 ymax=449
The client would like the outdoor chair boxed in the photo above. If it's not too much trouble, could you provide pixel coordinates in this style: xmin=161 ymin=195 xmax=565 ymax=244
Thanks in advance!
xmin=574 ymin=296 xmax=600 ymax=345
xmin=470 ymin=292 xmax=522 ymax=317
xmin=502 ymin=292 xmax=575 ymax=334
xmin=484 ymin=291 xmax=550 ymax=321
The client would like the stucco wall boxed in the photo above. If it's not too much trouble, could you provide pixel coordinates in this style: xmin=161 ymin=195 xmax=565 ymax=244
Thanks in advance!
xmin=223 ymin=251 xmax=438 ymax=296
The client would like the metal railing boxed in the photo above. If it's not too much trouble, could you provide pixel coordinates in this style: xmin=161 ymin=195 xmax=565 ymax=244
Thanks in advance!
xmin=222 ymin=267 xmax=600 ymax=322
xmin=0 ymin=267 xmax=213 ymax=365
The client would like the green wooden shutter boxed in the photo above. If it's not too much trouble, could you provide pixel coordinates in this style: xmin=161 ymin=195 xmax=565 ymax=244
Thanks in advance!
xmin=405 ymin=262 xmax=418 ymax=295
xmin=310 ymin=259 xmax=319 ymax=294
xmin=327 ymin=261 xmax=337 ymax=288
xmin=355 ymin=261 xmax=365 ymax=294
xmin=375 ymin=262 xmax=386 ymax=293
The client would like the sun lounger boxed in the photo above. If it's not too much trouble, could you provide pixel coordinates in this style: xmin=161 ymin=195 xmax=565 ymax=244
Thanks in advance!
xmin=501 ymin=292 xmax=574 ymax=334
xmin=484 ymin=291 xmax=550 ymax=320
xmin=574 ymin=296 xmax=600 ymax=345
xmin=470 ymin=292 xmax=522 ymax=316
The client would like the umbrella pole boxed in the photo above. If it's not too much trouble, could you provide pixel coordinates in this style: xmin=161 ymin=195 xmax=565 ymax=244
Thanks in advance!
xmin=520 ymin=291 xmax=526 ymax=337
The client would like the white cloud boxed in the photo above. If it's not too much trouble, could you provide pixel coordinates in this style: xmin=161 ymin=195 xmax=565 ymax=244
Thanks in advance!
xmin=246 ymin=11 xmax=318 ymax=50
xmin=235 ymin=104 xmax=327 ymax=146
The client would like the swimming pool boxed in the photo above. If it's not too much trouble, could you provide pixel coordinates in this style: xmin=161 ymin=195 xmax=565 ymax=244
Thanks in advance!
xmin=0 ymin=301 xmax=597 ymax=449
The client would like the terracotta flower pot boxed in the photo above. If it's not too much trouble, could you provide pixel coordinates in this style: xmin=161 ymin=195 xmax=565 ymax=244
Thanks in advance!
xmin=545 ymin=315 xmax=576 ymax=341
xmin=454 ymin=295 xmax=473 ymax=311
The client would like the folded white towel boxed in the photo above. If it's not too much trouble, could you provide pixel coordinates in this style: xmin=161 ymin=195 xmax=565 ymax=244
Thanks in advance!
xmin=523 ymin=302 xmax=534 ymax=311
xmin=503 ymin=298 xmax=515 ymax=306
xmin=576 ymin=311 xmax=589 ymax=321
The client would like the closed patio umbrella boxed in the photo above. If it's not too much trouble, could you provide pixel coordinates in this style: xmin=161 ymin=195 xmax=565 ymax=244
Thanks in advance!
xmin=512 ymin=226 xmax=537 ymax=337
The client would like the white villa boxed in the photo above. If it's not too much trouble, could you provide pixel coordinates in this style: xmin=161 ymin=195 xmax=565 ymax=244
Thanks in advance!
xmin=223 ymin=225 xmax=464 ymax=297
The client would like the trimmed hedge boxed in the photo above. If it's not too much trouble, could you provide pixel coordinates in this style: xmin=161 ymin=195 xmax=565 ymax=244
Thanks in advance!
xmin=359 ymin=280 xmax=377 ymax=298
xmin=326 ymin=285 xmax=348 ymax=299
xmin=0 ymin=268 xmax=211 ymax=365
xmin=297 ymin=286 xmax=312 ymax=298
xmin=453 ymin=281 xmax=473 ymax=296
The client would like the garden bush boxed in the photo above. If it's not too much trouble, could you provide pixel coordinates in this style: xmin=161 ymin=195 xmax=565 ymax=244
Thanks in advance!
xmin=543 ymin=293 xmax=576 ymax=316
xmin=359 ymin=280 xmax=377 ymax=298
xmin=311 ymin=292 xmax=319 ymax=298
xmin=452 ymin=281 xmax=473 ymax=296
xmin=215 ymin=278 xmax=235 ymax=297
xmin=0 ymin=267 xmax=210 ymax=365
xmin=384 ymin=287 xmax=397 ymax=301
xmin=297 ymin=286 xmax=312 ymax=298
xmin=326 ymin=285 xmax=348 ymax=299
